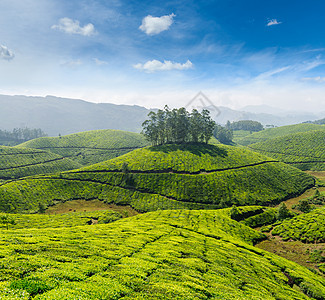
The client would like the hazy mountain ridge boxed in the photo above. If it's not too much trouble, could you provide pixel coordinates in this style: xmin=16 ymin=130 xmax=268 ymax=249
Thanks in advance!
xmin=0 ymin=95 xmax=323 ymax=136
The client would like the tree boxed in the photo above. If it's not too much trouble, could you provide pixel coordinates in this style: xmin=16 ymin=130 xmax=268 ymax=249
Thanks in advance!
xmin=141 ymin=106 xmax=215 ymax=145
xmin=213 ymin=125 xmax=233 ymax=144
xmin=0 ymin=214 xmax=16 ymax=230
xmin=296 ymin=199 xmax=311 ymax=213
xmin=277 ymin=203 xmax=291 ymax=220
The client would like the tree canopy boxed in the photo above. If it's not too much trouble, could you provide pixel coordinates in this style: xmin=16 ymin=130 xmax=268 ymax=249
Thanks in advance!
xmin=226 ymin=120 xmax=264 ymax=132
xmin=141 ymin=106 xmax=216 ymax=145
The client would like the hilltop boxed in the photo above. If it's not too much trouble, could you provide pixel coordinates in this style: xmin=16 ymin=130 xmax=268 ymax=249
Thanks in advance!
xmin=0 ymin=145 xmax=80 ymax=182
xmin=1 ymin=208 xmax=325 ymax=299
xmin=19 ymin=129 xmax=149 ymax=166
xmin=237 ymin=123 xmax=325 ymax=146
xmin=0 ymin=144 xmax=314 ymax=213
xmin=248 ymin=130 xmax=325 ymax=170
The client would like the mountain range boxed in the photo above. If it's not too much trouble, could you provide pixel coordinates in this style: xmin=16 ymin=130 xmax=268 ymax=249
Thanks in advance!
xmin=0 ymin=94 xmax=323 ymax=136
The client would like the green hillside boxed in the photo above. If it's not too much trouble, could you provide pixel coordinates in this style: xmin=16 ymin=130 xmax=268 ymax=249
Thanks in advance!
xmin=237 ymin=123 xmax=325 ymax=146
xmin=0 ymin=144 xmax=314 ymax=213
xmin=0 ymin=146 xmax=80 ymax=181
xmin=272 ymin=207 xmax=325 ymax=243
xmin=19 ymin=129 xmax=149 ymax=166
xmin=1 ymin=209 xmax=325 ymax=299
xmin=248 ymin=130 xmax=325 ymax=170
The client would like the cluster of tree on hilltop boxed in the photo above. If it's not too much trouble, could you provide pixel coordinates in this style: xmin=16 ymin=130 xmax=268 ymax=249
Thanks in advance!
xmin=226 ymin=120 xmax=264 ymax=132
xmin=0 ymin=127 xmax=47 ymax=145
xmin=141 ymin=106 xmax=216 ymax=145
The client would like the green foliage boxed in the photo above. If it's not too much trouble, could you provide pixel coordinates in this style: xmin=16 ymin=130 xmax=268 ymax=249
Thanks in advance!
xmin=0 ymin=210 xmax=122 ymax=230
xmin=19 ymin=129 xmax=149 ymax=166
xmin=229 ymin=205 xmax=240 ymax=220
xmin=0 ymin=144 xmax=314 ymax=213
xmin=0 ymin=214 xmax=16 ymax=230
xmin=237 ymin=123 xmax=325 ymax=146
xmin=227 ymin=120 xmax=264 ymax=132
xmin=272 ymin=207 xmax=325 ymax=243
xmin=248 ymin=130 xmax=325 ymax=171
xmin=0 ymin=127 xmax=47 ymax=146
xmin=0 ymin=146 xmax=81 ymax=180
xmin=0 ymin=209 xmax=325 ymax=299
xmin=213 ymin=125 xmax=233 ymax=144
xmin=294 ymin=199 xmax=312 ymax=213
xmin=142 ymin=106 xmax=216 ymax=145
xmin=277 ymin=203 xmax=292 ymax=220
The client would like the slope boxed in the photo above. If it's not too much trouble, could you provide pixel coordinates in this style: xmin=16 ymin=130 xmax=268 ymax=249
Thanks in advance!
xmin=1 ymin=209 xmax=325 ymax=299
xmin=248 ymin=130 xmax=325 ymax=170
xmin=237 ymin=123 xmax=325 ymax=146
xmin=19 ymin=129 xmax=149 ymax=166
xmin=0 ymin=144 xmax=314 ymax=213
xmin=0 ymin=145 xmax=81 ymax=181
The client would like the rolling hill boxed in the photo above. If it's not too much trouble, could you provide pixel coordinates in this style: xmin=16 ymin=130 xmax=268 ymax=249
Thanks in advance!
xmin=19 ymin=130 xmax=149 ymax=166
xmin=272 ymin=206 xmax=325 ymax=243
xmin=1 ymin=208 xmax=325 ymax=299
xmin=0 ymin=144 xmax=314 ymax=213
xmin=248 ymin=130 xmax=325 ymax=170
xmin=0 ymin=145 xmax=80 ymax=181
xmin=237 ymin=123 xmax=325 ymax=146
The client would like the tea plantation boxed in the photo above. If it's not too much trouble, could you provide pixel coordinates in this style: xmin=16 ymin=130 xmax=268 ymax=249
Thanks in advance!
xmin=248 ymin=130 xmax=325 ymax=170
xmin=272 ymin=206 xmax=325 ymax=243
xmin=237 ymin=123 xmax=325 ymax=146
xmin=0 ymin=144 xmax=314 ymax=213
xmin=1 ymin=209 xmax=325 ymax=299
xmin=0 ymin=145 xmax=81 ymax=180
xmin=19 ymin=129 xmax=149 ymax=166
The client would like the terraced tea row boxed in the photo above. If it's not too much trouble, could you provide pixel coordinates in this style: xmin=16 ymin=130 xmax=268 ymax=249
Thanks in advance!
xmin=249 ymin=130 xmax=325 ymax=170
xmin=0 ymin=144 xmax=314 ymax=213
xmin=19 ymin=129 xmax=149 ymax=166
xmin=0 ymin=209 xmax=324 ymax=299
xmin=237 ymin=123 xmax=325 ymax=146
xmin=0 ymin=146 xmax=81 ymax=180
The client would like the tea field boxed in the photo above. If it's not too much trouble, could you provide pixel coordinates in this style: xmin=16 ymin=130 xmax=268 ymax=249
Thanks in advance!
xmin=0 ymin=144 xmax=314 ymax=213
xmin=19 ymin=129 xmax=149 ymax=166
xmin=248 ymin=130 xmax=325 ymax=170
xmin=237 ymin=123 xmax=325 ymax=146
xmin=0 ymin=145 xmax=80 ymax=180
xmin=1 ymin=209 xmax=325 ymax=299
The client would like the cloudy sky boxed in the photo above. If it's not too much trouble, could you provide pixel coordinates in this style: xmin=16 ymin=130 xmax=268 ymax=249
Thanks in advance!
xmin=1 ymin=0 xmax=325 ymax=111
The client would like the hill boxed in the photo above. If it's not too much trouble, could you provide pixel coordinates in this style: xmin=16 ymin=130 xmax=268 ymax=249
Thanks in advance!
xmin=0 ymin=146 xmax=80 ymax=181
xmin=271 ymin=207 xmax=325 ymax=243
xmin=248 ymin=130 xmax=325 ymax=170
xmin=236 ymin=123 xmax=325 ymax=146
xmin=18 ymin=130 xmax=149 ymax=166
xmin=0 ymin=144 xmax=314 ymax=213
xmin=0 ymin=95 xmax=150 ymax=136
xmin=1 ymin=208 xmax=325 ymax=299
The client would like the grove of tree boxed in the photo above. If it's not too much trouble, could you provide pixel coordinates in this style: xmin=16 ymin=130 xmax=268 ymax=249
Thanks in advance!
xmin=141 ymin=106 xmax=216 ymax=145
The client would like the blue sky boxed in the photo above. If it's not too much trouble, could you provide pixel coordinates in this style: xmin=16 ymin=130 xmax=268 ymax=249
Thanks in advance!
xmin=1 ymin=0 xmax=325 ymax=112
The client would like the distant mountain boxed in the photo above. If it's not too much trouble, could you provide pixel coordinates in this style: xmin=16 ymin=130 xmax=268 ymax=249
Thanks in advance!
xmin=0 ymin=95 xmax=150 ymax=136
xmin=0 ymin=94 xmax=323 ymax=136
xmin=216 ymin=106 xmax=322 ymax=126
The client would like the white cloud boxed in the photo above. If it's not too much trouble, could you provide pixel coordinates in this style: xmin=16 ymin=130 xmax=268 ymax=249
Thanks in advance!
xmin=94 ymin=58 xmax=108 ymax=66
xmin=52 ymin=18 xmax=96 ymax=36
xmin=267 ymin=19 xmax=282 ymax=26
xmin=0 ymin=45 xmax=14 ymax=60
xmin=302 ymin=76 xmax=325 ymax=83
xmin=60 ymin=59 xmax=82 ymax=68
xmin=139 ymin=13 xmax=175 ymax=35
xmin=133 ymin=59 xmax=193 ymax=72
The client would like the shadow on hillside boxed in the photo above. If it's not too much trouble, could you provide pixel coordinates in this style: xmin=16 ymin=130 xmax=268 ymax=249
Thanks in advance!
xmin=148 ymin=143 xmax=228 ymax=157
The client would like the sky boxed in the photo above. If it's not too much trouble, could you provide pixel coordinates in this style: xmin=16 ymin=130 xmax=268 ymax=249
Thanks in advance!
xmin=1 ymin=0 xmax=325 ymax=112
